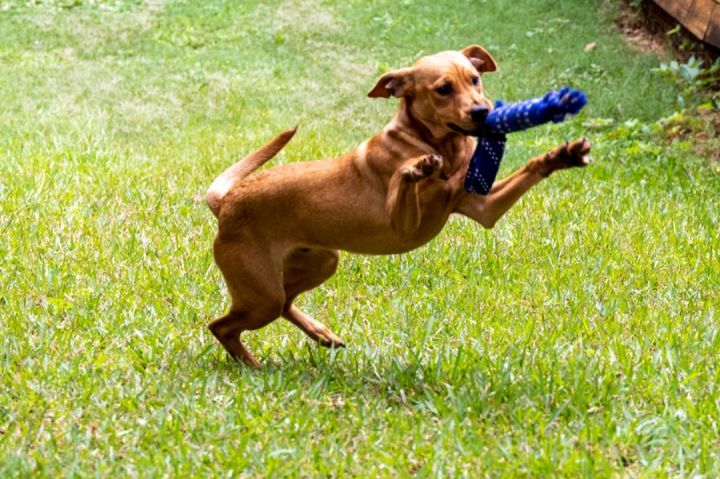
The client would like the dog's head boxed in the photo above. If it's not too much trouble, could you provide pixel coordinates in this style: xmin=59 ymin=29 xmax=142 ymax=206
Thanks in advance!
xmin=368 ymin=45 xmax=496 ymax=139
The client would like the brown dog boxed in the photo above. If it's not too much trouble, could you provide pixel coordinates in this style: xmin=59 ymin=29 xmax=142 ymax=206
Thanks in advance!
xmin=205 ymin=45 xmax=592 ymax=366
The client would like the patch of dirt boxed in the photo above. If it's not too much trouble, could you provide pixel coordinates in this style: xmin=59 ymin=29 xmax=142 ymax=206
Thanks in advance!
xmin=273 ymin=0 xmax=343 ymax=34
xmin=615 ymin=3 xmax=666 ymax=55
xmin=27 ymin=0 xmax=167 ymax=49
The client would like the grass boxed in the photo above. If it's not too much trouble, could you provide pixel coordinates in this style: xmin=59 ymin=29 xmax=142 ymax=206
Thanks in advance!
xmin=1 ymin=0 xmax=719 ymax=476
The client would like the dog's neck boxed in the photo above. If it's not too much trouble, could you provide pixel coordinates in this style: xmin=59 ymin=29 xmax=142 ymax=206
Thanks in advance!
xmin=387 ymin=98 xmax=472 ymax=173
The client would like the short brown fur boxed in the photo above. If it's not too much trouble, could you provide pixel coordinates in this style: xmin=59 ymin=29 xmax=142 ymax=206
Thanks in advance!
xmin=206 ymin=46 xmax=592 ymax=366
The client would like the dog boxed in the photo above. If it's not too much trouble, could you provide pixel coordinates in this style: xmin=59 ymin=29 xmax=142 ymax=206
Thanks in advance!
xmin=205 ymin=45 xmax=592 ymax=366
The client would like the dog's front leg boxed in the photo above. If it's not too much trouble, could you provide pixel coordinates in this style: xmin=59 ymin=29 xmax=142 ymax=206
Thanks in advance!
xmin=456 ymin=138 xmax=591 ymax=228
xmin=386 ymin=154 xmax=443 ymax=239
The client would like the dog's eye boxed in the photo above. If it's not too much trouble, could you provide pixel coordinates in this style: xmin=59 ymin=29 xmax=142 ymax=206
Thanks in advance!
xmin=471 ymin=75 xmax=480 ymax=86
xmin=435 ymin=84 xmax=453 ymax=96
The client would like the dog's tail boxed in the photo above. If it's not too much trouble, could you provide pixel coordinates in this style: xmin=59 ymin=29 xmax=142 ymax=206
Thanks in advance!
xmin=206 ymin=127 xmax=297 ymax=218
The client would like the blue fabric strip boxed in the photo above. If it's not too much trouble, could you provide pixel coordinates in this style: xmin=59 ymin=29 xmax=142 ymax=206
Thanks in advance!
xmin=464 ymin=136 xmax=506 ymax=195
xmin=464 ymin=86 xmax=588 ymax=195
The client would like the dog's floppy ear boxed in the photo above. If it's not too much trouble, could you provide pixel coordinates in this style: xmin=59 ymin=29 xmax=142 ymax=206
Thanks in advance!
xmin=368 ymin=67 xmax=415 ymax=98
xmin=461 ymin=45 xmax=497 ymax=74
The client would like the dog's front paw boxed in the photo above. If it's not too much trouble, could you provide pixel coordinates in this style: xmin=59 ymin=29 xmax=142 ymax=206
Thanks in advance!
xmin=541 ymin=138 xmax=592 ymax=176
xmin=402 ymin=154 xmax=443 ymax=182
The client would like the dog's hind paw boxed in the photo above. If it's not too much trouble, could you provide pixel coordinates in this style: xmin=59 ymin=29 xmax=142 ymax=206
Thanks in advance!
xmin=402 ymin=154 xmax=443 ymax=182
xmin=317 ymin=330 xmax=346 ymax=349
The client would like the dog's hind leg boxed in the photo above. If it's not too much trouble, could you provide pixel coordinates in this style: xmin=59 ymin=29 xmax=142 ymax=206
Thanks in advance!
xmin=209 ymin=310 xmax=264 ymax=367
xmin=209 ymin=240 xmax=286 ymax=367
xmin=281 ymin=248 xmax=345 ymax=348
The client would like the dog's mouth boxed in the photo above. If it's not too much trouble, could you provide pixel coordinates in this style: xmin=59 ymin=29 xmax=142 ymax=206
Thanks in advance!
xmin=448 ymin=122 xmax=487 ymax=137
xmin=448 ymin=123 xmax=475 ymax=135
xmin=448 ymin=122 xmax=507 ymax=141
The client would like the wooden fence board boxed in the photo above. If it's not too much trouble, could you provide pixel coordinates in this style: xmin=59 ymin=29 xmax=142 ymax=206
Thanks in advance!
xmin=652 ymin=0 xmax=720 ymax=48
xmin=654 ymin=0 xmax=693 ymax=23
xmin=684 ymin=0 xmax=711 ymax=39
xmin=705 ymin=3 xmax=720 ymax=48
xmin=706 ymin=16 xmax=720 ymax=48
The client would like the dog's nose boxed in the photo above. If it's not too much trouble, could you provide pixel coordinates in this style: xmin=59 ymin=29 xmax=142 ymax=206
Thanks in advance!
xmin=470 ymin=105 xmax=490 ymax=123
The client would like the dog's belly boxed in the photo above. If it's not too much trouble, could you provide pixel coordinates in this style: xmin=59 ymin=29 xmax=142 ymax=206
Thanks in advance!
xmin=222 ymin=159 xmax=458 ymax=254
xmin=333 ymin=227 xmax=448 ymax=255
xmin=295 ymin=191 xmax=455 ymax=254
xmin=305 ymin=205 xmax=452 ymax=254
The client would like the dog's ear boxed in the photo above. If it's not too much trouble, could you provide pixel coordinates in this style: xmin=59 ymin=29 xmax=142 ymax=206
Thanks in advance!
xmin=368 ymin=68 xmax=415 ymax=98
xmin=461 ymin=45 xmax=497 ymax=74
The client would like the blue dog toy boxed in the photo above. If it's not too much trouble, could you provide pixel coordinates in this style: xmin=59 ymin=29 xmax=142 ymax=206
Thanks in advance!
xmin=464 ymin=86 xmax=588 ymax=195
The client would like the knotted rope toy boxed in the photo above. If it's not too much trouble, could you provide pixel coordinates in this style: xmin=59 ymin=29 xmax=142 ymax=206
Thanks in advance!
xmin=464 ymin=86 xmax=588 ymax=195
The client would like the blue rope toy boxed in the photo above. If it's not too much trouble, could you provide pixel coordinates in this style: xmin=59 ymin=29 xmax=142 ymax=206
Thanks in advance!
xmin=464 ymin=86 xmax=588 ymax=195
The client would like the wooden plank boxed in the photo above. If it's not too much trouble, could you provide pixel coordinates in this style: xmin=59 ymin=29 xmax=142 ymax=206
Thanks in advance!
xmin=653 ymin=0 xmax=720 ymax=46
xmin=653 ymin=0 xmax=694 ymax=23
xmin=683 ymin=0 xmax=711 ymax=39
xmin=703 ymin=2 xmax=720 ymax=48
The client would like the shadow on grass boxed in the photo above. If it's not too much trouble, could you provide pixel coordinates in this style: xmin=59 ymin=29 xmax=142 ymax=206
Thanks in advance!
xmin=196 ymin=340 xmax=588 ymax=423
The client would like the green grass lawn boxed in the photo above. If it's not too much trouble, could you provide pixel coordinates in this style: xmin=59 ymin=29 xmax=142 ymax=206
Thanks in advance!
xmin=1 ymin=0 xmax=719 ymax=476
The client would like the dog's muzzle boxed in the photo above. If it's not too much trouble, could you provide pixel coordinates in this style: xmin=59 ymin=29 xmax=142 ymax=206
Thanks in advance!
xmin=448 ymin=105 xmax=491 ymax=136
